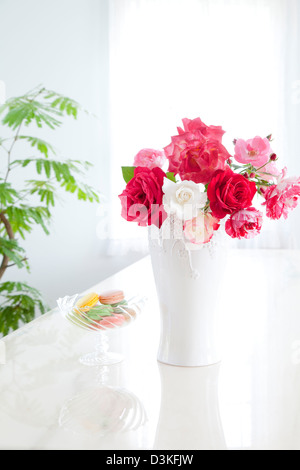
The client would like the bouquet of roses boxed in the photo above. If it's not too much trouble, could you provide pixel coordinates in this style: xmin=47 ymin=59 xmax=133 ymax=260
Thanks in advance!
xmin=119 ymin=117 xmax=300 ymax=245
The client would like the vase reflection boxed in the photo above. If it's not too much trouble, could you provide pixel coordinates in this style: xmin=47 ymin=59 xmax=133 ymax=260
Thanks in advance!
xmin=154 ymin=362 xmax=226 ymax=450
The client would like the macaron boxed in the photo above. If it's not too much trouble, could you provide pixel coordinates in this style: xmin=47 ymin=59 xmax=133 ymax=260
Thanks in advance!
xmin=123 ymin=307 xmax=137 ymax=321
xmin=99 ymin=290 xmax=125 ymax=306
xmin=76 ymin=292 xmax=99 ymax=312
xmin=116 ymin=306 xmax=136 ymax=322
xmin=86 ymin=305 xmax=114 ymax=320
xmin=96 ymin=314 xmax=126 ymax=330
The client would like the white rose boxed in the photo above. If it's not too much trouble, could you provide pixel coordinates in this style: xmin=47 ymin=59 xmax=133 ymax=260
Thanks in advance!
xmin=162 ymin=179 xmax=207 ymax=221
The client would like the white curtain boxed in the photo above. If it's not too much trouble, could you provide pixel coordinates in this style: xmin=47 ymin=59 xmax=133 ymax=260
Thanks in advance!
xmin=107 ymin=0 xmax=300 ymax=252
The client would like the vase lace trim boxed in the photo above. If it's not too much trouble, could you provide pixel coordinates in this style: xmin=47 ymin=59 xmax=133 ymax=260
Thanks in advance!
xmin=148 ymin=215 xmax=226 ymax=279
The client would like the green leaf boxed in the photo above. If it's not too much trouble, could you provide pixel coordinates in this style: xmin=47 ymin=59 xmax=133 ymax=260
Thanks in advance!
xmin=65 ymin=159 xmax=93 ymax=175
xmin=0 ymin=281 xmax=41 ymax=297
xmin=122 ymin=166 xmax=135 ymax=184
xmin=0 ymin=238 xmax=26 ymax=268
xmin=0 ymin=183 xmax=19 ymax=206
xmin=18 ymin=136 xmax=56 ymax=158
xmin=6 ymin=205 xmax=51 ymax=236
xmin=49 ymin=94 xmax=80 ymax=119
xmin=12 ymin=159 xmax=86 ymax=186
xmin=25 ymin=180 xmax=57 ymax=207
xmin=166 ymin=172 xmax=177 ymax=183
xmin=2 ymin=97 xmax=62 ymax=130
xmin=60 ymin=180 xmax=100 ymax=203
xmin=36 ymin=159 xmax=43 ymax=175
xmin=51 ymin=161 xmax=62 ymax=181
xmin=0 ymin=86 xmax=88 ymax=134
xmin=43 ymin=160 xmax=51 ymax=178
xmin=0 ymin=281 xmax=47 ymax=336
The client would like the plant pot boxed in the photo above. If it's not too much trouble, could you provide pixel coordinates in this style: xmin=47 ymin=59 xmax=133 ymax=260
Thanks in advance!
xmin=149 ymin=221 xmax=227 ymax=367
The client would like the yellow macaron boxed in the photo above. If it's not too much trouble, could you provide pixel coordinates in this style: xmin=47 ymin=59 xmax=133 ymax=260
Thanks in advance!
xmin=76 ymin=292 xmax=99 ymax=312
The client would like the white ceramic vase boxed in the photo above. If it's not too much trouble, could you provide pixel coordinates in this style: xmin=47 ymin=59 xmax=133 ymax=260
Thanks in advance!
xmin=149 ymin=220 xmax=227 ymax=367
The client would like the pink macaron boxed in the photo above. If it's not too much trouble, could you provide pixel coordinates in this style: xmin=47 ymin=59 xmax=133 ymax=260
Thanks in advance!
xmin=99 ymin=290 xmax=125 ymax=305
xmin=96 ymin=315 xmax=126 ymax=330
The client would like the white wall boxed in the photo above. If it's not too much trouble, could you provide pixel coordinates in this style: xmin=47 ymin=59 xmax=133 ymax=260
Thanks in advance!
xmin=0 ymin=0 xmax=143 ymax=310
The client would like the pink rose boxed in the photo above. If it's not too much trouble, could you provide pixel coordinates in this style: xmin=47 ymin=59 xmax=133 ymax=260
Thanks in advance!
xmin=178 ymin=117 xmax=225 ymax=142
xmin=164 ymin=118 xmax=230 ymax=184
xmin=119 ymin=167 xmax=167 ymax=228
xmin=234 ymin=137 xmax=272 ymax=168
xmin=257 ymin=161 xmax=280 ymax=182
xmin=225 ymin=207 xmax=263 ymax=240
xmin=184 ymin=212 xmax=220 ymax=245
xmin=133 ymin=148 xmax=166 ymax=170
xmin=262 ymin=168 xmax=300 ymax=220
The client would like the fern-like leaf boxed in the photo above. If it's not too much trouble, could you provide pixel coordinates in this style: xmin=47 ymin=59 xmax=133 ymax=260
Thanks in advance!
xmin=0 ymin=281 xmax=47 ymax=335
xmin=18 ymin=135 xmax=56 ymax=158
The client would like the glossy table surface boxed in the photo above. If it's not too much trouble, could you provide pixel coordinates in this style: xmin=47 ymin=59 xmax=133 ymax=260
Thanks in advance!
xmin=1 ymin=249 xmax=300 ymax=450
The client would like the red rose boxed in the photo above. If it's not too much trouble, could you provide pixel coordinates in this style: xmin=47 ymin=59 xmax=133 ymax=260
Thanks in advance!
xmin=207 ymin=169 xmax=257 ymax=219
xmin=119 ymin=167 xmax=167 ymax=228
xmin=177 ymin=138 xmax=231 ymax=184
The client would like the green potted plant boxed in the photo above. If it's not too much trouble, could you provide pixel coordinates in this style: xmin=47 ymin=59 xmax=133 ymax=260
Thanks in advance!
xmin=0 ymin=85 xmax=100 ymax=336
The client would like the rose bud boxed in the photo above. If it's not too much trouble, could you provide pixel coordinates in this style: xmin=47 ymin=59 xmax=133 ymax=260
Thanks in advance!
xmin=270 ymin=153 xmax=277 ymax=161
xmin=259 ymin=186 xmax=267 ymax=195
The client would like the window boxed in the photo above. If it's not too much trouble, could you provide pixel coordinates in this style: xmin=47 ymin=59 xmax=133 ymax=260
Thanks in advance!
xmin=107 ymin=0 xmax=300 ymax=252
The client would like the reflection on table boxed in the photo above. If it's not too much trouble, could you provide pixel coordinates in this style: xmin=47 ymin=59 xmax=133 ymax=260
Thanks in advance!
xmin=154 ymin=363 xmax=226 ymax=450
xmin=0 ymin=251 xmax=300 ymax=449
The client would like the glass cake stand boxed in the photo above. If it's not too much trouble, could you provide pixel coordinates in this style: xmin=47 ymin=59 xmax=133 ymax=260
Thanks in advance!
xmin=57 ymin=294 xmax=147 ymax=366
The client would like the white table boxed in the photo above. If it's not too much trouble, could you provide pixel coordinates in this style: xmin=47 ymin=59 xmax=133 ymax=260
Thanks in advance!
xmin=1 ymin=250 xmax=300 ymax=450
